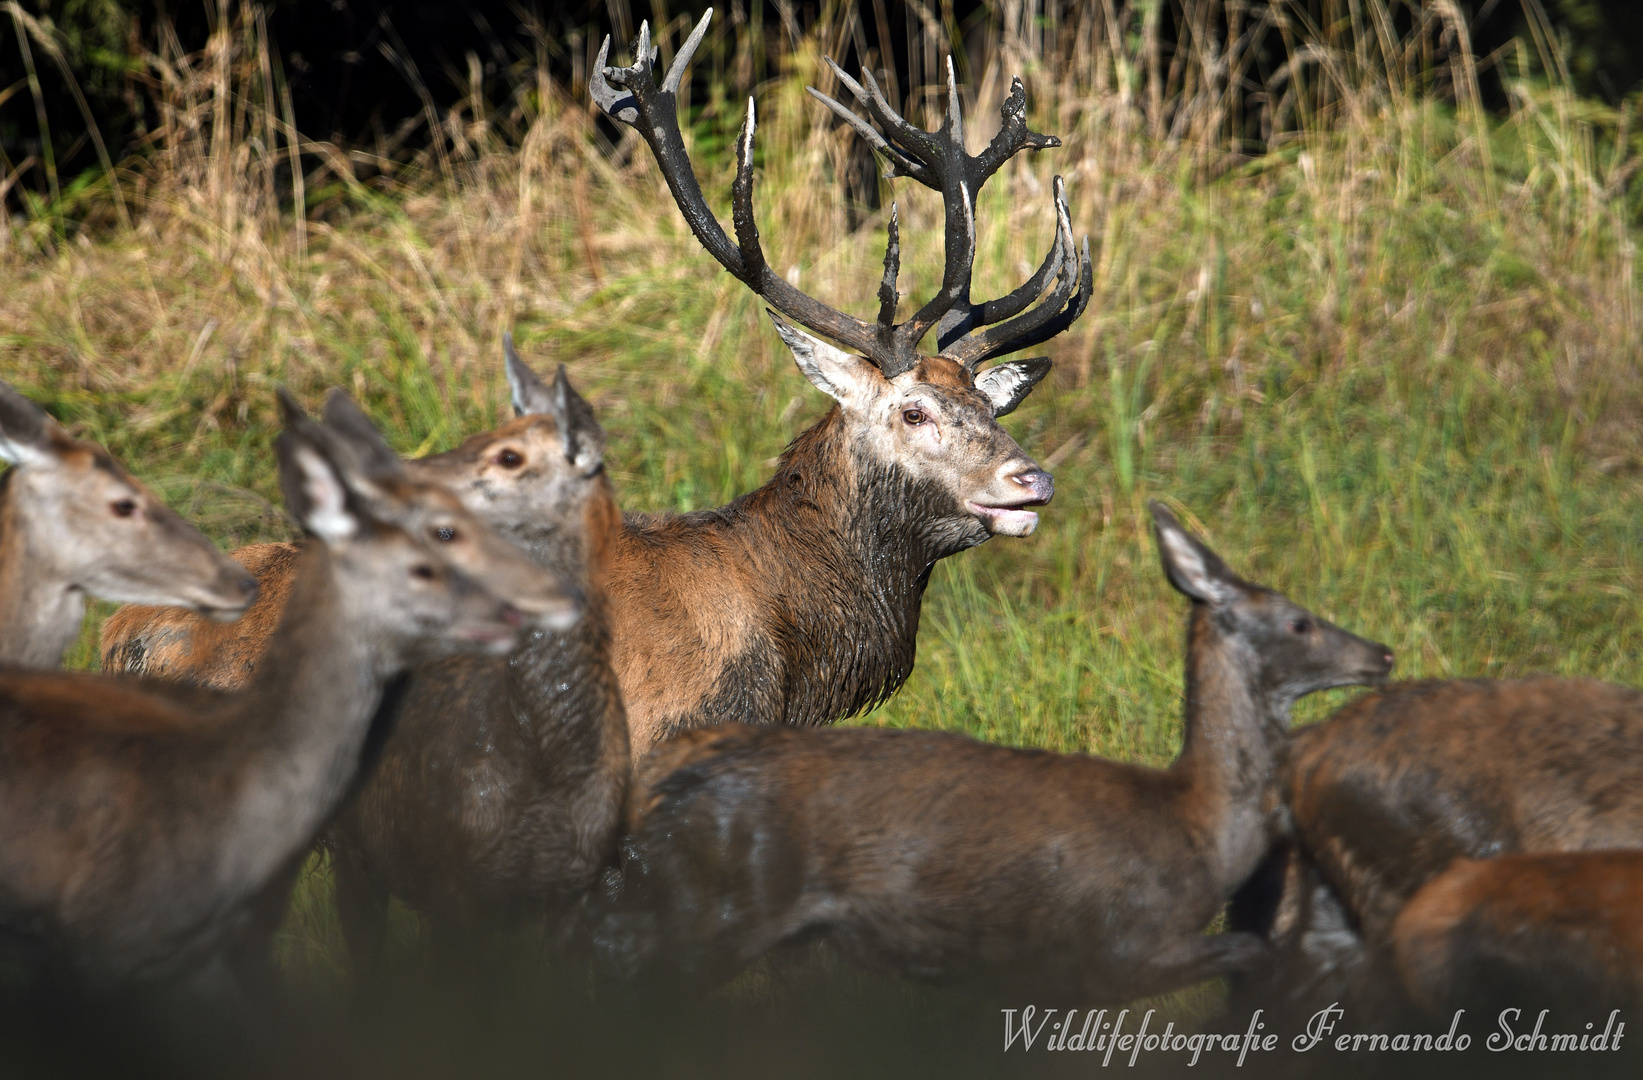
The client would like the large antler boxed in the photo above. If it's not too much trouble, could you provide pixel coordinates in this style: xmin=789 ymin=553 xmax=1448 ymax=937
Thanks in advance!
xmin=592 ymin=9 xmax=1091 ymax=377
xmin=809 ymin=57 xmax=1093 ymax=370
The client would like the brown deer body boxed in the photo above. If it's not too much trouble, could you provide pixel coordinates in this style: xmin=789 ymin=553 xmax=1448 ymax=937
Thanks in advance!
xmin=0 ymin=391 xmax=577 ymax=988
xmin=1235 ymin=677 xmax=1643 ymax=1012
xmin=1391 ymin=851 xmax=1643 ymax=1018
xmin=0 ymin=380 xmax=256 ymax=668
xmin=591 ymin=504 xmax=1393 ymax=997
xmin=324 ymin=361 xmax=629 ymax=968
xmin=103 ymin=15 xmax=1091 ymax=754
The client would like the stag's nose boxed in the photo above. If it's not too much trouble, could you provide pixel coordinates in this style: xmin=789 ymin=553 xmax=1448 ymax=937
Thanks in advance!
xmin=1010 ymin=468 xmax=1054 ymax=506
xmin=233 ymin=575 xmax=259 ymax=603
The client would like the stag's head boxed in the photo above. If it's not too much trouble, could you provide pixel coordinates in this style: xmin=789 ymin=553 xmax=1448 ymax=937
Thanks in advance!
xmin=592 ymin=10 xmax=1090 ymax=544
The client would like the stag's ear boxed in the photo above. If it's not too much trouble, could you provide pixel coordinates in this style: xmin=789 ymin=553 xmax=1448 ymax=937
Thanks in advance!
xmin=975 ymin=357 xmax=1052 ymax=417
xmin=768 ymin=312 xmax=880 ymax=404
xmin=549 ymin=365 xmax=606 ymax=475
xmin=1149 ymin=501 xmax=1241 ymax=607
xmin=505 ymin=333 xmax=558 ymax=418
xmin=0 ymin=380 xmax=60 ymax=468
xmin=276 ymin=425 xmax=362 ymax=544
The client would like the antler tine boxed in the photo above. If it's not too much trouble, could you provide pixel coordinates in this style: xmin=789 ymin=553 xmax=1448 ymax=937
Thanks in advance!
xmin=878 ymin=203 xmax=901 ymax=327
xmin=661 ymin=9 xmax=711 ymax=94
xmin=808 ymin=56 xmax=1073 ymax=363
xmin=934 ymin=225 xmax=1064 ymax=351
xmin=941 ymin=178 xmax=1095 ymax=370
xmin=974 ymin=77 xmax=1060 ymax=181
xmin=592 ymin=10 xmax=888 ymax=365
xmin=806 ymin=84 xmax=924 ymax=180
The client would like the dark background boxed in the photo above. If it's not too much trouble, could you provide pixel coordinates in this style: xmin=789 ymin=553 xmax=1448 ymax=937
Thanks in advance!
xmin=1 ymin=0 xmax=1640 ymax=211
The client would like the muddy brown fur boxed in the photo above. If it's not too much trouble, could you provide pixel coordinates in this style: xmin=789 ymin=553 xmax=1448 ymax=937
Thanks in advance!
xmin=591 ymin=504 xmax=1394 ymax=999
xmin=1233 ymin=676 xmax=1643 ymax=1017
xmin=1392 ymin=851 xmax=1643 ymax=1018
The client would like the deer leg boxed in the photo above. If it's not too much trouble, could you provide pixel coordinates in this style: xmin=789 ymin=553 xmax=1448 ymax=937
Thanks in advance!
xmin=331 ymin=847 xmax=389 ymax=985
xmin=221 ymin=851 xmax=305 ymax=1001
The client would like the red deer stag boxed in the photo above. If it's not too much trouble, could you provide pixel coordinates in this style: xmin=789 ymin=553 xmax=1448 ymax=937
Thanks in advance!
xmin=322 ymin=358 xmax=628 ymax=972
xmin=591 ymin=10 xmax=1089 ymax=747
xmin=590 ymin=503 xmax=1394 ymax=997
xmin=0 ymin=389 xmax=577 ymax=990
xmin=100 ymin=11 xmax=1093 ymax=755
xmin=1232 ymin=677 xmax=1643 ymax=1013
xmin=1392 ymin=851 xmax=1643 ymax=1018
xmin=99 ymin=341 xmax=588 ymax=689
xmin=0 ymin=379 xmax=256 ymax=667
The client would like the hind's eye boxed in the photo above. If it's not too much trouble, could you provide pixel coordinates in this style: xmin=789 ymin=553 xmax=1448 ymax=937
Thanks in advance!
xmin=1290 ymin=619 xmax=1312 ymax=635
xmin=496 ymin=449 xmax=524 ymax=469
xmin=902 ymin=408 xmax=926 ymax=426
xmin=411 ymin=564 xmax=437 ymax=580
xmin=434 ymin=527 xmax=458 ymax=543
xmin=111 ymin=499 xmax=137 ymax=518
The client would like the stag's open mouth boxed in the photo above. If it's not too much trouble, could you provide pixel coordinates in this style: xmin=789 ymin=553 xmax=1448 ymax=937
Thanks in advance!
xmin=967 ymin=499 xmax=1048 ymax=537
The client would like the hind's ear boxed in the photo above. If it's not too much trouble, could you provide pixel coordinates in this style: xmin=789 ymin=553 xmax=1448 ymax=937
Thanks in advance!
xmin=505 ymin=334 xmax=558 ymax=418
xmin=320 ymin=390 xmax=403 ymax=481
xmin=975 ymin=358 xmax=1052 ymax=417
xmin=549 ymin=365 xmax=606 ymax=475
xmin=768 ymin=312 xmax=881 ymax=404
xmin=0 ymin=381 xmax=61 ymax=468
xmin=275 ymin=427 xmax=361 ymax=543
xmin=1150 ymin=502 xmax=1240 ymax=606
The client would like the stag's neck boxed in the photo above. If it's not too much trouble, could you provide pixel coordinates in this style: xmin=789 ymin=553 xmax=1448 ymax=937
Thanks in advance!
xmin=747 ymin=409 xmax=969 ymax=724
xmin=215 ymin=542 xmax=388 ymax=893
xmin=1169 ymin=606 xmax=1281 ymax=888
xmin=507 ymin=476 xmax=627 ymax=755
xmin=0 ymin=476 xmax=83 ymax=667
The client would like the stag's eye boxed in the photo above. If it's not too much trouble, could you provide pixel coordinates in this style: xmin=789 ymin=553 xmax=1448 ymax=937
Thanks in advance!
xmin=111 ymin=498 xmax=138 ymax=518
xmin=1290 ymin=618 xmax=1312 ymax=635
xmin=411 ymin=564 xmax=438 ymax=580
xmin=434 ymin=527 xmax=458 ymax=543
xmin=902 ymin=408 xmax=926 ymax=426
xmin=496 ymin=449 xmax=524 ymax=469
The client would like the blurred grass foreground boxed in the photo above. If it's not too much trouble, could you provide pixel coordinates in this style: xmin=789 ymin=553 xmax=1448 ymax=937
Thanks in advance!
xmin=0 ymin=0 xmax=1641 ymax=1013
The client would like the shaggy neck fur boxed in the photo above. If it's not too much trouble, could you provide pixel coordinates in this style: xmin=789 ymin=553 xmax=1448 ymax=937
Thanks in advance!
xmin=707 ymin=407 xmax=986 ymax=729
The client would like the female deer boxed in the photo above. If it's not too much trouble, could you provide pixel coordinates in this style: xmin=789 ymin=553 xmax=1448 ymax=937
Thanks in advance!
xmin=0 ymin=390 xmax=576 ymax=989
xmin=0 ymin=379 xmax=255 ymax=667
xmin=593 ymin=504 xmax=1393 ymax=998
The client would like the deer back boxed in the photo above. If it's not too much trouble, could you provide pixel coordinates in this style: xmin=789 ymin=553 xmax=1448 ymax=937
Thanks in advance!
xmin=1281 ymin=677 xmax=1643 ymax=945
